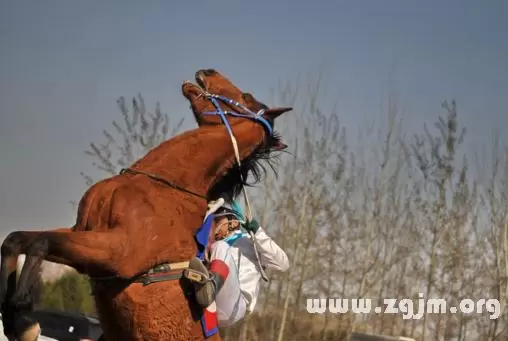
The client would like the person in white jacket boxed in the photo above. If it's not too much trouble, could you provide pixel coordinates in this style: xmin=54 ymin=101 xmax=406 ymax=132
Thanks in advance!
xmin=186 ymin=200 xmax=289 ymax=327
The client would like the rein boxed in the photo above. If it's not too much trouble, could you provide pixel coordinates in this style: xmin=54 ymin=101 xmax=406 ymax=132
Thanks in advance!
xmin=119 ymin=168 xmax=207 ymax=200
xmin=200 ymin=90 xmax=271 ymax=282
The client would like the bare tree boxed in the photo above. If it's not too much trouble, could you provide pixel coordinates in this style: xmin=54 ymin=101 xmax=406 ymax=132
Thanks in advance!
xmin=51 ymin=77 xmax=507 ymax=341
xmin=80 ymin=94 xmax=184 ymax=187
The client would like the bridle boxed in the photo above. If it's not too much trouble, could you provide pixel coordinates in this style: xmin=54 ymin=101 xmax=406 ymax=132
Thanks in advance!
xmin=200 ymin=92 xmax=274 ymax=137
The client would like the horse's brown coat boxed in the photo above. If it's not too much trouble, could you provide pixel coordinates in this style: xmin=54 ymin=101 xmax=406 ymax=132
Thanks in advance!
xmin=0 ymin=69 xmax=291 ymax=341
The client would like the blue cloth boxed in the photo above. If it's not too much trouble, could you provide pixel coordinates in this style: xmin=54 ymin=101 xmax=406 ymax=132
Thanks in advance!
xmin=193 ymin=213 xmax=219 ymax=337
xmin=194 ymin=213 xmax=214 ymax=261
xmin=223 ymin=230 xmax=249 ymax=246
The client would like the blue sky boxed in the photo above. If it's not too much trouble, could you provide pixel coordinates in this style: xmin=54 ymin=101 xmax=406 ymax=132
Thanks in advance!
xmin=0 ymin=0 xmax=507 ymax=236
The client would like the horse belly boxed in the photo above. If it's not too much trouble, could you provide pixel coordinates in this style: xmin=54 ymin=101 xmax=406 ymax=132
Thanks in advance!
xmin=93 ymin=282 xmax=205 ymax=341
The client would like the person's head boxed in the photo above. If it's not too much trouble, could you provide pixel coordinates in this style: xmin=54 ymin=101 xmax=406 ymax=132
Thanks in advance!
xmin=213 ymin=201 xmax=245 ymax=240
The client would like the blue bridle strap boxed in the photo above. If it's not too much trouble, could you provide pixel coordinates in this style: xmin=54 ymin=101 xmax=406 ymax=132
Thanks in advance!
xmin=199 ymin=92 xmax=272 ymax=283
xmin=201 ymin=93 xmax=274 ymax=136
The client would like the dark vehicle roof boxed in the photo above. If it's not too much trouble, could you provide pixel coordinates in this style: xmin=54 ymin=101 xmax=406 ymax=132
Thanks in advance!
xmin=28 ymin=309 xmax=102 ymax=341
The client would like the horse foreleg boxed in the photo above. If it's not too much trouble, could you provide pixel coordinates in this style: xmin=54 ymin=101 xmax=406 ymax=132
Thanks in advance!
xmin=0 ymin=228 xmax=72 ymax=339
xmin=5 ymin=230 xmax=128 ymax=339
xmin=0 ymin=228 xmax=73 ymax=293
xmin=13 ymin=229 xmax=130 ymax=296
xmin=0 ymin=229 xmax=73 ymax=302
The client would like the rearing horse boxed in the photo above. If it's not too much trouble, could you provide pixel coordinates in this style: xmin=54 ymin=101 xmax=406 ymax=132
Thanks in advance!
xmin=0 ymin=69 xmax=292 ymax=341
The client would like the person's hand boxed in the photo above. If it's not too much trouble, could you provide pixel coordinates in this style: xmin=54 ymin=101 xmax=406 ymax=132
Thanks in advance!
xmin=242 ymin=219 xmax=260 ymax=234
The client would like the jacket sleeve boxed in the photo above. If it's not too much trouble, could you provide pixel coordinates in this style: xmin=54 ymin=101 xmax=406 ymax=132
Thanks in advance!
xmin=251 ymin=226 xmax=289 ymax=272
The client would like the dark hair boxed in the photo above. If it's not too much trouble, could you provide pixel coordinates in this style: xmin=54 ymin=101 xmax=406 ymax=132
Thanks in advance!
xmin=208 ymin=131 xmax=283 ymax=201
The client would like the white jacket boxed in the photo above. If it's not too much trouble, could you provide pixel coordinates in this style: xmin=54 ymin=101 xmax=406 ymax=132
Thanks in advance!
xmin=219 ymin=226 xmax=289 ymax=312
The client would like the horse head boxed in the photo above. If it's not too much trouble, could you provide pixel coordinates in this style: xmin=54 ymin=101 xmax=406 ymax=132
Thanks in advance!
xmin=183 ymin=69 xmax=291 ymax=135
xmin=181 ymin=68 xmax=292 ymax=201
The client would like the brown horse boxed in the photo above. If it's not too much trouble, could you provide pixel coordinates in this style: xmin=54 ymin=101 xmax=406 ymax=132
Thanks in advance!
xmin=0 ymin=68 xmax=292 ymax=340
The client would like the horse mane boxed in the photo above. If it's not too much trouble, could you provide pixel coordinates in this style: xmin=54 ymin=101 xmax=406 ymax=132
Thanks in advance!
xmin=208 ymin=130 xmax=283 ymax=201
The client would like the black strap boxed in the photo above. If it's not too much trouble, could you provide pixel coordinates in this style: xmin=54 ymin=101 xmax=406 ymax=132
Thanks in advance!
xmin=119 ymin=168 xmax=207 ymax=200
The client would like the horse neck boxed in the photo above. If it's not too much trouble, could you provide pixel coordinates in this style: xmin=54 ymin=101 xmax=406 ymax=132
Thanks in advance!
xmin=130 ymin=122 xmax=264 ymax=198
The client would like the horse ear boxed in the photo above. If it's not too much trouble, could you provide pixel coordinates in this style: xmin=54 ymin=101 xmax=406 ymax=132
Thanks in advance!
xmin=262 ymin=107 xmax=293 ymax=120
xmin=273 ymin=141 xmax=288 ymax=150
